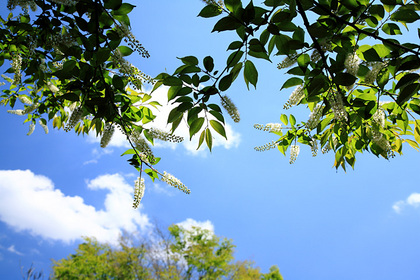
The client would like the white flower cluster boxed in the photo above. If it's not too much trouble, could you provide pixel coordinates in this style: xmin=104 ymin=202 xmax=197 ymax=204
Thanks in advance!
xmin=254 ymin=140 xmax=278 ymax=152
xmin=7 ymin=0 xmax=36 ymax=11
xmin=65 ymin=106 xmax=83 ymax=132
xmin=129 ymin=130 xmax=155 ymax=162
xmin=49 ymin=33 xmax=77 ymax=48
xmin=133 ymin=177 xmax=145 ymax=209
xmin=277 ymin=53 xmax=298 ymax=69
xmin=322 ymin=137 xmax=338 ymax=154
xmin=50 ymin=0 xmax=77 ymax=6
xmin=310 ymin=43 xmax=332 ymax=62
xmin=330 ymin=94 xmax=348 ymax=122
xmin=18 ymin=95 xmax=32 ymax=105
xmin=148 ymin=128 xmax=183 ymax=143
xmin=221 ymin=95 xmax=240 ymax=123
xmin=372 ymin=131 xmax=393 ymax=157
xmin=27 ymin=122 xmax=35 ymax=136
xmin=161 ymin=171 xmax=191 ymax=194
xmin=253 ymin=123 xmax=282 ymax=133
xmin=7 ymin=109 xmax=25 ymax=115
xmin=289 ymin=144 xmax=300 ymax=164
xmin=365 ymin=62 xmax=387 ymax=85
xmin=115 ymin=24 xmax=150 ymax=59
xmin=11 ymin=54 xmax=22 ymax=85
xmin=310 ymin=139 xmax=318 ymax=157
xmin=344 ymin=52 xmax=360 ymax=76
xmin=284 ymin=85 xmax=304 ymax=109
xmin=305 ymin=104 xmax=323 ymax=130
xmin=372 ymin=107 xmax=386 ymax=128
xmin=100 ymin=123 xmax=115 ymax=148
xmin=39 ymin=120 xmax=49 ymax=134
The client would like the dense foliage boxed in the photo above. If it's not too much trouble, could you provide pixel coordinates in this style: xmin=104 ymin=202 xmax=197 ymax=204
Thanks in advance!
xmin=51 ymin=224 xmax=283 ymax=279
xmin=1 ymin=0 xmax=420 ymax=203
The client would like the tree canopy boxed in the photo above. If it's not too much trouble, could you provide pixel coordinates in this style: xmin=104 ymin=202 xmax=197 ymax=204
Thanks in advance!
xmin=50 ymin=224 xmax=283 ymax=279
xmin=1 ymin=0 xmax=420 ymax=203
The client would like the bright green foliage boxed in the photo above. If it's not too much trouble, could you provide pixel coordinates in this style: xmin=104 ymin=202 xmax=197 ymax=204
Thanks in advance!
xmin=0 ymin=0 xmax=188 ymax=197
xmin=50 ymin=224 xmax=282 ymax=279
xmin=154 ymin=0 xmax=420 ymax=170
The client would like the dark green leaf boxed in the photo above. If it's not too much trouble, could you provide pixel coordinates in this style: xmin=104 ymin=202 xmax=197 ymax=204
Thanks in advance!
xmin=397 ymin=83 xmax=420 ymax=106
xmin=189 ymin=117 xmax=205 ymax=140
xmin=281 ymin=77 xmax=303 ymax=90
xmin=244 ymin=60 xmax=258 ymax=89
xmin=203 ymin=56 xmax=214 ymax=72
xmin=212 ymin=16 xmax=242 ymax=32
xmin=219 ymin=74 xmax=233 ymax=91
xmin=163 ymin=76 xmax=183 ymax=86
xmin=334 ymin=73 xmax=357 ymax=86
xmin=114 ymin=3 xmax=135 ymax=15
xmin=205 ymin=128 xmax=213 ymax=152
xmin=179 ymin=56 xmax=198 ymax=66
xmin=198 ymin=4 xmax=222 ymax=18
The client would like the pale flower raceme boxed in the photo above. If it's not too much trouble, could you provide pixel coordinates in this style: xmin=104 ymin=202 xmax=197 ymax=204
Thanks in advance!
xmin=344 ymin=52 xmax=360 ymax=76
xmin=133 ymin=177 xmax=145 ymax=209
xmin=364 ymin=62 xmax=387 ymax=85
xmin=284 ymin=85 xmax=304 ymax=109
xmin=27 ymin=122 xmax=35 ymax=136
xmin=161 ymin=171 xmax=191 ymax=194
xmin=254 ymin=140 xmax=278 ymax=152
xmin=39 ymin=120 xmax=49 ymax=134
xmin=149 ymin=128 xmax=183 ymax=143
xmin=372 ymin=130 xmax=393 ymax=158
xmin=253 ymin=123 xmax=282 ymax=133
xmin=100 ymin=123 xmax=115 ymax=148
xmin=372 ymin=107 xmax=386 ymax=128
xmin=305 ymin=104 xmax=323 ymax=130
xmin=7 ymin=0 xmax=37 ymax=11
xmin=65 ymin=106 xmax=83 ymax=132
xmin=7 ymin=109 xmax=25 ymax=116
xmin=18 ymin=95 xmax=32 ymax=105
xmin=277 ymin=53 xmax=298 ymax=69
xmin=330 ymin=93 xmax=348 ymax=122
xmin=289 ymin=145 xmax=300 ymax=164
xmin=129 ymin=130 xmax=155 ymax=163
xmin=221 ymin=95 xmax=240 ymax=123
xmin=11 ymin=54 xmax=22 ymax=85
xmin=310 ymin=139 xmax=318 ymax=157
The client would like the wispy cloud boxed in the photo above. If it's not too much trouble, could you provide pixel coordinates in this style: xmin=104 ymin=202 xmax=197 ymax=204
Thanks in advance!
xmin=86 ymin=86 xmax=241 ymax=156
xmin=392 ymin=193 xmax=420 ymax=213
xmin=7 ymin=245 xmax=23 ymax=256
xmin=0 ymin=170 xmax=150 ymax=245
xmin=177 ymin=218 xmax=214 ymax=233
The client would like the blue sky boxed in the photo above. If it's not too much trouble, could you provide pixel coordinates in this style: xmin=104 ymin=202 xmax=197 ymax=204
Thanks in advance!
xmin=1 ymin=0 xmax=420 ymax=279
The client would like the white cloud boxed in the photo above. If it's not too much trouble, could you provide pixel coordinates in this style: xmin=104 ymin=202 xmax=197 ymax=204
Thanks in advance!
xmin=86 ymin=86 xmax=241 ymax=156
xmin=0 ymin=170 xmax=150 ymax=245
xmin=392 ymin=193 xmax=420 ymax=213
xmin=176 ymin=218 xmax=215 ymax=234
xmin=7 ymin=245 xmax=23 ymax=256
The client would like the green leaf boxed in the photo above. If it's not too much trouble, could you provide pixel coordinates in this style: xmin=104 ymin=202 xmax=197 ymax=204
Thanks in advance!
xmin=205 ymin=128 xmax=213 ymax=152
xmin=219 ymin=74 xmax=233 ymax=92
xmin=197 ymin=129 xmax=206 ymax=150
xmin=168 ymin=107 xmax=184 ymax=123
xmin=395 ymin=73 xmax=420 ymax=90
xmin=163 ymin=76 xmax=183 ymax=86
xmin=391 ymin=8 xmax=420 ymax=23
xmin=114 ymin=3 xmax=135 ymax=15
xmin=121 ymin=149 xmax=136 ymax=156
xmin=104 ymin=0 xmax=122 ymax=9
xmin=198 ymin=4 xmax=222 ymax=18
xmin=212 ymin=16 xmax=242 ymax=32
xmin=210 ymin=120 xmax=227 ymax=139
xmin=280 ymin=114 xmax=288 ymax=126
xmin=397 ymin=83 xmax=420 ymax=106
xmin=289 ymin=114 xmax=296 ymax=127
xmin=118 ymin=46 xmax=133 ymax=56
xmin=61 ymin=93 xmax=79 ymax=102
xmin=189 ymin=117 xmax=204 ymax=140
xmin=179 ymin=56 xmax=198 ymax=66
xmin=244 ymin=60 xmax=258 ymax=89
xmin=112 ymin=75 xmax=125 ymax=91
xmin=203 ymin=56 xmax=214 ymax=72
xmin=334 ymin=73 xmax=357 ymax=86
xmin=281 ymin=77 xmax=303 ymax=90
xmin=382 ymin=23 xmax=402 ymax=35
xmin=224 ymin=0 xmax=241 ymax=13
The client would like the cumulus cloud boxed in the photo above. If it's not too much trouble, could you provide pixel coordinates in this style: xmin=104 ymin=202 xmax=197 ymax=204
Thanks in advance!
xmin=177 ymin=218 xmax=215 ymax=233
xmin=87 ymin=86 xmax=241 ymax=155
xmin=0 ymin=170 xmax=150 ymax=244
xmin=392 ymin=193 xmax=420 ymax=213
